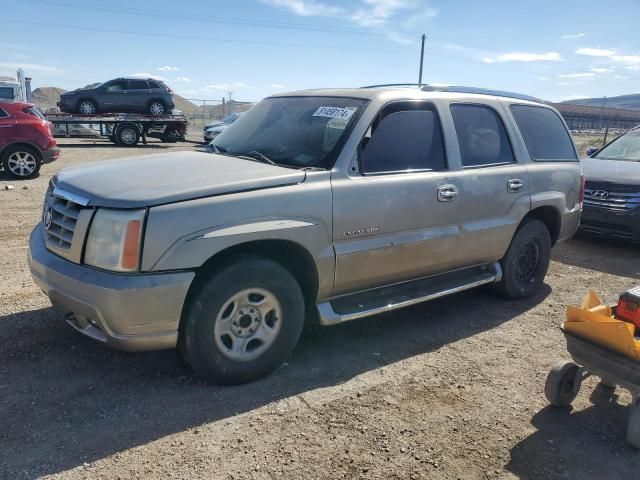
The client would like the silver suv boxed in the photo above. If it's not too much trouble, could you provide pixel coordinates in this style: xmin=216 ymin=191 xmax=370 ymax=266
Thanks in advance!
xmin=28 ymin=86 xmax=583 ymax=384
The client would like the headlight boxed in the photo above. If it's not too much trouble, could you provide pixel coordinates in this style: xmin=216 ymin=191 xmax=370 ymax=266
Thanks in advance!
xmin=84 ymin=208 xmax=145 ymax=272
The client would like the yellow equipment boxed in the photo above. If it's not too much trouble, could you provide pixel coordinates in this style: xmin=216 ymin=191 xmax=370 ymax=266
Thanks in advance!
xmin=546 ymin=288 xmax=640 ymax=449
xmin=564 ymin=289 xmax=640 ymax=361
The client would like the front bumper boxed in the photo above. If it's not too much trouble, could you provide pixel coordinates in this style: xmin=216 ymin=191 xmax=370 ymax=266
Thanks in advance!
xmin=28 ymin=225 xmax=195 ymax=351
xmin=580 ymin=205 xmax=640 ymax=241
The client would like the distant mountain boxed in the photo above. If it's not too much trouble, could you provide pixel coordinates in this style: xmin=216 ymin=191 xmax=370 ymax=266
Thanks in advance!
xmin=563 ymin=94 xmax=640 ymax=110
xmin=32 ymin=87 xmax=67 ymax=110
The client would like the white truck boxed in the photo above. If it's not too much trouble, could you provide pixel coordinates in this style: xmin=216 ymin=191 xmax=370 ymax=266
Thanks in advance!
xmin=0 ymin=69 xmax=31 ymax=102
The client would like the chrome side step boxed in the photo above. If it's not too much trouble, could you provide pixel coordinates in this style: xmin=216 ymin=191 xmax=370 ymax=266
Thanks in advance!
xmin=316 ymin=262 xmax=501 ymax=326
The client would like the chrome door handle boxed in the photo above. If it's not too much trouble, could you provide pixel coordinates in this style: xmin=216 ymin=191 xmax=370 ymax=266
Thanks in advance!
xmin=437 ymin=184 xmax=458 ymax=202
xmin=508 ymin=179 xmax=524 ymax=192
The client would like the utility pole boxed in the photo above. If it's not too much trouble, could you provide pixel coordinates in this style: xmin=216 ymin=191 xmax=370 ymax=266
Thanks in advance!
xmin=601 ymin=96 xmax=608 ymax=146
xmin=418 ymin=34 xmax=426 ymax=86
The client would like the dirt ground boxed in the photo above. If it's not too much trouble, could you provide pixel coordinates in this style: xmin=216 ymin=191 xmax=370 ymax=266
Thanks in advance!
xmin=1 ymin=134 xmax=640 ymax=480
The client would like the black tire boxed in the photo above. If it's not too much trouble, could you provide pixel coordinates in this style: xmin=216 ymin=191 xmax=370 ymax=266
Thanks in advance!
xmin=77 ymin=99 xmax=98 ymax=115
xmin=545 ymin=361 xmax=581 ymax=408
xmin=116 ymin=125 xmax=140 ymax=146
xmin=148 ymin=100 xmax=166 ymax=116
xmin=181 ymin=255 xmax=305 ymax=385
xmin=627 ymin=403 xmax=640 ymax=449
xmin=495 ymin=219 xmax=551 ymax=299
xmin=2 ymin=145 xmax=42 ymax=179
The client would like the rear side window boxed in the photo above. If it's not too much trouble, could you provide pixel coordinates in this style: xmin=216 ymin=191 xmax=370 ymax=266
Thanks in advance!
xmin=510 ymin=105 xmax=577 ymax=161
xmin=360 ymin=103 xmax=446 ymax=174
xmin=148 ymin=81 xmax=160 ymax=89
xmin=23 ymin=107 xmax=45 ymax=119
xmin=450 ymin=104 xmax=514 ymax=167
xmin=129 ymin=79 xmax=150 ymax=90
xmin=0 ymin=108 xmax=8 ymax=118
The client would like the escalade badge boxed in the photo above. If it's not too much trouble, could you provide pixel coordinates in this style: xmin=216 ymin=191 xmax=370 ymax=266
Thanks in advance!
xmin=591 ymin=190 xmax=609 ymax=199
xmin=43 ymin=207 xmax=53 ymax=231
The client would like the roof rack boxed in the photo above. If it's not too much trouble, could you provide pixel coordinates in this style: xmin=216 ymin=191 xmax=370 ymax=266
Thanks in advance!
xmin=360 ymin=83 xmax=540 ymax=102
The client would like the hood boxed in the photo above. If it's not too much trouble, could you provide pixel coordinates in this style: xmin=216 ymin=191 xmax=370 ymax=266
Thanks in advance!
xmin=54 ymin=151 xmax=306 ymax=208
xmin=204 ymin=120 xmax=225 ymax=129
xmin=581 ymin=157 xmax=640 ymax=185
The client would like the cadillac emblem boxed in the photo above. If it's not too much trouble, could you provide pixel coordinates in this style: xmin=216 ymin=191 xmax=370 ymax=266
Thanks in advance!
xmin=43 ymin=207 xmax=53 ymax=231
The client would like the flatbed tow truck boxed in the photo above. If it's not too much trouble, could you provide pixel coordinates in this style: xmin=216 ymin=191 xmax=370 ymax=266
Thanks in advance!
xmin=45 ymin=112 xmax=188 ymax=146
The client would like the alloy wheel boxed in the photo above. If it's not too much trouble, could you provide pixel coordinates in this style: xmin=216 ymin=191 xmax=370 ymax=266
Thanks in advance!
xmin=7 ymin=151 xmax=37 ymax=177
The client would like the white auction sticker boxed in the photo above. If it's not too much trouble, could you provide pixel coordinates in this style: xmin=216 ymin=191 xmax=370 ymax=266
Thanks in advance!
xmin=312 ymin=106 xmax=356 ymax=121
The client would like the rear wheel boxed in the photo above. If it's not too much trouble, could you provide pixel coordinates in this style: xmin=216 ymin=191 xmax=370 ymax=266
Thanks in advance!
xmin=180 ymin=255 xmax=305 ymax=384
xmin=115 ymin=125 xmax=140 ymax=146
xmin=2 ymin=145 xmax=42 ymax=179
xmin=77 ymin=99 xmax=97 ymax=115
xmin=495 ymin=219 xmax=551 ymax=299
xmin=148 ymin=101 xmax=166 ymax=116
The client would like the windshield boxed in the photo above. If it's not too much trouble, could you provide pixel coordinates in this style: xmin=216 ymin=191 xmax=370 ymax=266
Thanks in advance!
xmin=214 ymin=96 xmax=366 ymax=168
xmin=594 ymin=131 xmax=640 ymax=161
xmin=222 ymin=113 xmax=241 ymax=123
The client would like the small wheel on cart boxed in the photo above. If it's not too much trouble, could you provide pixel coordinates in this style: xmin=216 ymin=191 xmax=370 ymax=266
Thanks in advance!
xmin=545 ymin=361 xmax=582 ymax=408
xmin=627 ymin=402 xmax=640 ymax=449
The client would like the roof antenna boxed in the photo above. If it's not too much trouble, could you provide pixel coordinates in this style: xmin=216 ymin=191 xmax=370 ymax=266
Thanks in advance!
xmin=418 ymin=34 xmax=426 ymax=87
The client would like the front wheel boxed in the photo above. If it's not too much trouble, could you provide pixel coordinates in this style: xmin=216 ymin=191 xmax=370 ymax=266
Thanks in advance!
xmin=115 ymin=125 xmax=140 ymax=146
xmin=77 ymin=99 xmax=98 ymax=115
xmin=495 ymin=219 xmax=551 ymax=299
xmin=180 ymin=255 xmax=305 ymax=384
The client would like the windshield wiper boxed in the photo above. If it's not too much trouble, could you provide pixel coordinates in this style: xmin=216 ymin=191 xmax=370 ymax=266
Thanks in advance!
xmin=238 ymin=150 xmax=278 ymax=166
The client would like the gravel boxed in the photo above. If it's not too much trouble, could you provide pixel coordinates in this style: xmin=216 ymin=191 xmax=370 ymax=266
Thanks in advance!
xmin=1 ymin=136 xmax=640 ymax=479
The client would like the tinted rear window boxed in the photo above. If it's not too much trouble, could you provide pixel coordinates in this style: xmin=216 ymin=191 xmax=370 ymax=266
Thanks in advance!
xmin=510 ymin=105 xmax=577 ymax=161
xmin=0 ymin=108 xmax=7 ymax=118
xmin=451 ymin=104 xmax=514 ymax=167
xmin=24 ymin=106 xmax=45 ymax=119
xmin=147 ymin=81 xmax=161 ymax=89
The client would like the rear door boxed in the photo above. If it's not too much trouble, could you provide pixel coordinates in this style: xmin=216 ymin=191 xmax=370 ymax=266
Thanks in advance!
xmin=332 ymin=101 xmax=464 ymax=295
xmin=449 ymin=102 xmax=530 ymax=265
xmin=126 ymin=79 xmax=152 ymax=112
xmin=0 ymin=106 xmax=14 ymax=146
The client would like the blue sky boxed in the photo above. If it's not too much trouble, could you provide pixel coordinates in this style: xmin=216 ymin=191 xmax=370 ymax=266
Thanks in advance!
xmin=1 ymin=0 xmax=639 ymax=103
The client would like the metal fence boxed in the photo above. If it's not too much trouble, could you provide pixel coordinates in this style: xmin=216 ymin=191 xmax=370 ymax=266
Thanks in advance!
xmin=182 ymin=98 xmax=254 ymax=128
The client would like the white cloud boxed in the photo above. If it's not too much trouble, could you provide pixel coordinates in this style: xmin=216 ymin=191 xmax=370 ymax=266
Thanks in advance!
xmin=561 ymin=33 xmax=585 ymax=39
xmin=351 ymin=0 xmax=416 ymax=27
xmin=270 ymin=83 xmax=286 ymax=89
xmin=575 ymin=47 xmax=616 ymax=57
xmin=234 ymin=82 xmax=248 ymax=88
xmin=589 ymin=67 xmax=613 ymax=74
xmin=260 ymin=0 xmax=437 ymax=43
xmin=259 ymin=0 xmax=344 ymax=16
xmin=157 ymin=65 xmax=179 ymax=72
xmin=0 ymin=62 xmax=59 ymax=74
xmin=175 ymin=76 xmax=192 ymax=83
xmin=612 ymin=54 xmax=640 ymax=66
xmin=129 ymin=73 xmax=167 ymax=81
xmin=482 ymin=52 xmax=562 ymax=63
xmin=614 ymin=74 xmax=631 ymax=79
xmin=205 ymin=83 xmax=231 ymax=91
xmin=557 ymin=72 xmax=595 ymax=79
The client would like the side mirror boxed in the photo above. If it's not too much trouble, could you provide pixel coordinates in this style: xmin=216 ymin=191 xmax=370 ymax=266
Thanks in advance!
xmin=586 ymin=146 xmax=599 ymax=157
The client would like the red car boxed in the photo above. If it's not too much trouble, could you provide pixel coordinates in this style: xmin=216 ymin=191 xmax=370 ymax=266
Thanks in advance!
xmin=0 ymin=101 xmax=60 ymax=179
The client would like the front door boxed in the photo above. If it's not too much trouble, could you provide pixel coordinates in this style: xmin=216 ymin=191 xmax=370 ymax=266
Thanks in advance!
xmin=98 ymin=79 xmax=129 ymax=111
xmin=0 ymin=106 xmax=14 ymax=144
xmin=448 ymin=102 xmax=530 ymax=266
xmin=332 ymin=101 xmax=464 ymax=295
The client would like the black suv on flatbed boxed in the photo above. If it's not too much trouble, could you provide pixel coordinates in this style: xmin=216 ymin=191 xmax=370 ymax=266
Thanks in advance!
xmin=58 ymin=77 xmax=175 ymax=116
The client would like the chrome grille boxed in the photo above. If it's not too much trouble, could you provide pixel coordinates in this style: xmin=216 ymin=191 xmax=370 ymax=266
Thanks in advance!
xmin=45 ymin=195 xmax=82 ymax=250
xmin=584 ymin=182 xmax=640 ymax=212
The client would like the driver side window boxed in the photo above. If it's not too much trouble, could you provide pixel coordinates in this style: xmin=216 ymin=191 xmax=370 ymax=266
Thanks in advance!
xmin=360 ymin=102 xmax=447 ymax=175
xmin=104 ymin=80 xmax=127 ymax=92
